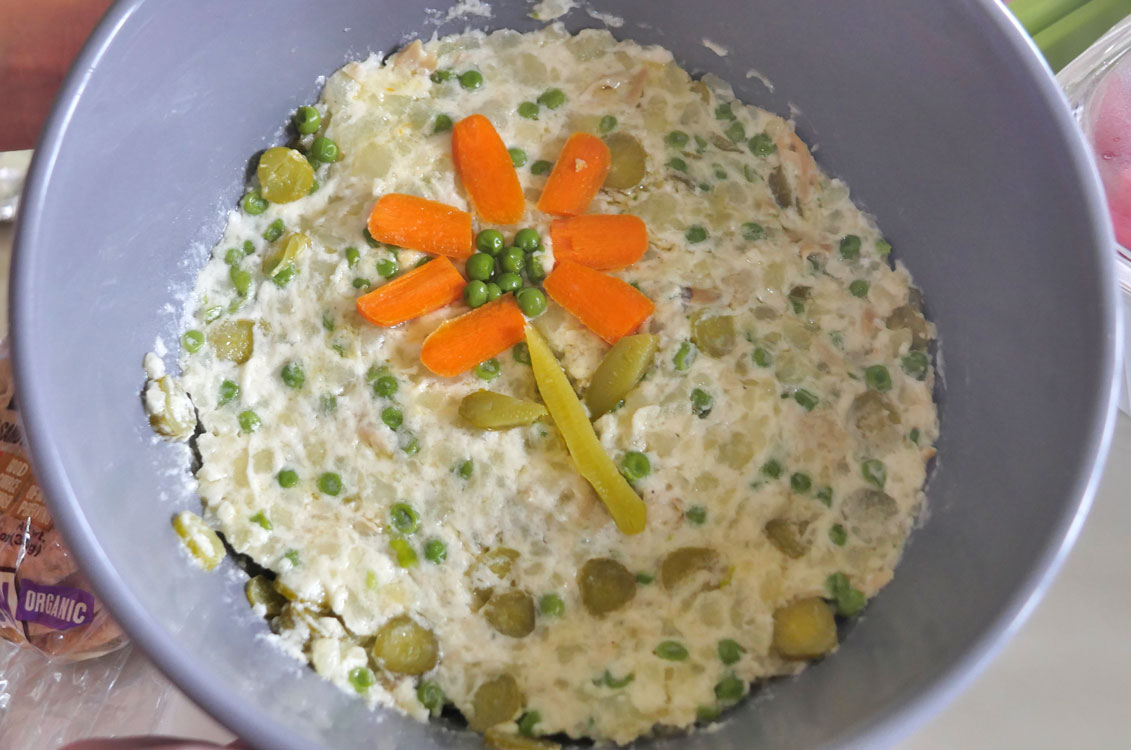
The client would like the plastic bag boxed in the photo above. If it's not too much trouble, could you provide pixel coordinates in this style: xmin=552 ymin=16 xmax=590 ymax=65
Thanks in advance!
xmin=0 ymin=346 xmax=126 ymax=661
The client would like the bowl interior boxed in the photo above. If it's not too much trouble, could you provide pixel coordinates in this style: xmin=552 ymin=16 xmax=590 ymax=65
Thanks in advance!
xmin=11 ymin=1 xmax=1120 ymax=748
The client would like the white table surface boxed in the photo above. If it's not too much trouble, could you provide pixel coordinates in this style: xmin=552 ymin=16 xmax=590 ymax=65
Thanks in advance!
xmin=0 ymin=220 xmax=1128 ymax=748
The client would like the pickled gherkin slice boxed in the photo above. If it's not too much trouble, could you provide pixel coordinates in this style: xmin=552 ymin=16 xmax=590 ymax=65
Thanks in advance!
xmin=372 ymin=615 xmax=438 ymax=675
xmin=772 ymin=597 xmax=837 ymax=660
xmin=690 ymin=313 xmax=736 ymax=358
xmin=459 ymin=391 xmax=548 ymax=430
xmin=484 ymin=590 xmax=536 ymax=637
xmin=578 ymin=558 xmax=636 ymax=616
xmin=208 ymin=319 xmax=254 ymax=364
xmin=526 ymin=325 xmax=646 ymax=534
xmin=257 ymin=147 xmax=315 ymax=203
xmin=485 ymin=727 xmax=561 ymax=750
xmin=471 ymin=673 xmax=524 ymax=731
xmin=764 ymin=519 xmax=810 ymax=559
xmin=262 ymin=231 xmax=311 ymax=280
xmin=172 ymin=511 xmax=225 ymax=571
xmin=603 ymin=132 xmax=647 ymax=190
xmin=245 ymin=575 xmax=287 ymax=617
xmin=583 ymin=333 xmax=658 ymax=419
xmin=660 ymin=546 xmax=723 ymax=591
xmin=145 ymin=375 xmax=195 ymax=440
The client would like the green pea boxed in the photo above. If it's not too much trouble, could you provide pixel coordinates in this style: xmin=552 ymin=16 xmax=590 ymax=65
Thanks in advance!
xmin=433 ymin=114 xmax=453 ymax=134
xmin=827 ymin=572 xmax=867 ymax=616
xmin=790 ymin=472 xmax=812 ymax=493
xmin=815 ymin=486 xmax=833 ymax=506
xmin=635 ymin=572 xmax=654 ymax=585
xmin=423 ymin=538 xmax=447 ymax=564
xmin=218 ymin=379 xmax=239 ymax=405
xmin=363 ymin=227 xmax=380 ymax=248
xmin=417 ymin=680 xmax=444 ymax=712
xmin=238 ymin=410 xmax=260 ymax=433
xmin=902 ymin=351 xmax=929 ymax=381
xmin=263 ymin=218 xmax=285 ymax=242
xmin=690 ymin=388 xmax=713 ymax=418
xmin=513 ymin=228 xmax=540 ymax=252
xmin=348 ymin=666 xmax=376 ymax=694
xmin=674 ymin=341 xmax=697 ymax=371
xmin=465 ymin=253 xmax=495 ymax=282
xmin=308 ymin=179 xmax=319 ymax=195
xmin=318 ymin=472 xmax=342 ymax=495
xmin=598 ymin=115 xmax=617 ymax=133
xmin=713 ymin=164 xmax=728 ymax=180
xmin=381 ymin=406 xmax=404 ymax=430
xmin=685 ymin=225 xmax=708 ymax=243
xmin=320 ymin=394 xmax=337 ymax=414
xmin=717 ymin=639 xmax=745 ymax=665
xmin=748 ymin=132 xmax=776 ymax=156
xmin=620 ymin=451 xmax=651 ymax=481
xmin=910 ymin=428 xmax=921 ymax=444
xmin=342 ymin=246 xmax=360 ymax=269
xmin=861 ymin=458 xmax=886 ymax=488
xmin=654 ymin=640 xmax=689 ymax=661
xmin=501 ymin=246 xmax=525 ymax=274
xmin=685 ymin=505 xmax=707 ymax=525
xmin=665 ymin=130 xmax=690 ymax=148
xmin=697 ymin=705 xmax=722 ymax=722
xmin=459 ymin=70 xmax=483 ymax=89
xmin=430 ymin=69 xmax=453 ymax=83
xmin=402 ymin=434 xmax=420 ymax=456
xmin=464 ymin=280 xmax=488 ymax=308
xmin=530 ymin=159 xmax=552 ymax=175
xmin=351 ymin=277 xmax=370 ymax=290
xmin=517 ymin=710 xmax=542 ymax=738
xmin=515 ymin=287 xmax=547 ymax=318
xmin=715 ymin=102 xmax=735 ymax=120
xmin=223 ymin=247 xmax=242 ymax=266
xmin=293 ymin=105 xmax=321 ymax=135
xmin=526 ymin=256 xmax=546 ymax=282
xmin=182 ymin=330 xmax=204 ymax=353
xmin=249 ymin=511 xmax=272 ymax=531
xmin=715 ymin=674 xmax=745 ymax=703
xmin=495 ymin=272 xmax=522 ymax=293
xmin=753 ymin=347 xmax=774 ymax=367
xmin=539 ymin=593 xmax=565 ymax=617
xmin=865 ymin=365 xmax=892 ymax=392
xmin=373 ymin=374 xmax=398 ymax=398
xmin=725 ymin=121 xmax=746 ymax=143
xmin=454 ymin=457 xmax=472 ymax=481
xmin=517 ymin=101 xmax=539 ymax=119
xmin=389 ymin=537 xmax=417 ymax=567
xmin=829 ymin=523 xmax=848 ymax=546
xmin=390 ymin=503 xmax=420 ymax=534
xmin=761 ymin=459 xmax=783 ymax=479
xmin=476 ymin=229 xmax=505 ymax=255
xmin=537 ymin=88 xmax=566 ymax=109
xmin=849 ymin=279 xmax=870 ymax=298
xmin=508 ymin=147 xmax=527 ymax=167
xmin=839 ymin=234 xmax=862 ymax=260
xmin=793 ymin=389 xmax=819 ymax=411
xmin=485 ymin=282 xmax=503 ymax=301
xmin=280 ymin=361 xmax=305 ymax=389
xmin=242 ymin=191 xmax=268 ymax=215
xmin=694 ymin=134 xmax=708 ymax=153
xmin=310 ymin=136 xmax=339 ymax=163
xmin=277 ymin=469 xmax=298 ymax=488
xmin=376 ymin=257 xmax=398 ymax=278
xmin=475 ymin=358 xmax=501 ymax=381
xmin=741 ymin=222 xmax=765 ymax=241
xmin=667 ymin=157 xmax=688 ymax=172
xmin=513 ymin=343 xmax=531 ymax=365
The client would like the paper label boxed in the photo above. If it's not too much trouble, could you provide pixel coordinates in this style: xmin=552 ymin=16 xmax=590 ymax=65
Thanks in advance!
xmin=15 ymin=579 xmax=94 ymax=630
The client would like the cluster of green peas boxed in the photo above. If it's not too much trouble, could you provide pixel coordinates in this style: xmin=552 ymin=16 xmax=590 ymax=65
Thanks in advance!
xmin=463 ymin=227 xmax=548 ymax=318
xmin=240 ymin=104 xmax=341 ymax=216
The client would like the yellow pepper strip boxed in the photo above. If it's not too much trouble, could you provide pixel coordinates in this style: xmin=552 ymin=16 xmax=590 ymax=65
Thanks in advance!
xmin=525 ymin=325 xmax=646 ymax=534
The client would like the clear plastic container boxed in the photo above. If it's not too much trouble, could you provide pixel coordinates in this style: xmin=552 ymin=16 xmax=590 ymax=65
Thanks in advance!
xmin=1058 ymin=17 xmax=1131 ymax=412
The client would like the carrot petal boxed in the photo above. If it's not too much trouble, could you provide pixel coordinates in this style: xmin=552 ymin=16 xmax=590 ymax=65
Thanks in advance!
xmin=420 ymin=295 xmax=527 ymax=376
xmin=536 ymin=133 xmax=611 ymax=217
xmin=550 ymin=214 xmax=648 ymax=270
xmin=451 ymin=114 xmax=526 ymax=224
xmin=356 ymin=256 xmax=465 ymax=327
xmin=367 ymin=194 xmax=473 ymax=259
xmin=542 ymin=259 xmax=654 ymax=344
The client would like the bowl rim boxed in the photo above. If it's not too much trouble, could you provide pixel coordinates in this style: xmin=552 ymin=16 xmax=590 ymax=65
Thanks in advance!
xmin=9 ymin=1 xmax=1124 ymax=748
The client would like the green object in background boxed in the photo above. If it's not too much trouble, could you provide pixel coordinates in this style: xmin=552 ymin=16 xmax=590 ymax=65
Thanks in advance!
xmin=1012 ymin=0 xmax=1131 ymax=70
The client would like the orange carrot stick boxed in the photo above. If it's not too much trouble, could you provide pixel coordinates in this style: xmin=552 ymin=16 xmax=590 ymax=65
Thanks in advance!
xmin=420 ymin=296 xmax=527 ymax=376
xmin=536 ymin=133 xmax=611 ymax=217
xmin=542 ymin=260 xmax=654 ymax=344
xmin=550 ymin=214 xmax=648 ymax=270
xmin=451 ymin=114 xmax=525 ymax=224
xmin=367 ymin=194 xmax=473 ymax=259
xmin=356 ymin=256 xmax=465 ymax=327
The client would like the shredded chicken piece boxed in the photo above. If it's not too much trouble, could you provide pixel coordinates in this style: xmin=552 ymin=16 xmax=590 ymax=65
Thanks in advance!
xmin=391 ymin=40 xmax=438 ymax=72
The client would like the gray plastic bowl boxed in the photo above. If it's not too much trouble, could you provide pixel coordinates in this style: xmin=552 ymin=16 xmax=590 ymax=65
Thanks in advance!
xmin=9 ymin=0 xmax=1123 ymax=748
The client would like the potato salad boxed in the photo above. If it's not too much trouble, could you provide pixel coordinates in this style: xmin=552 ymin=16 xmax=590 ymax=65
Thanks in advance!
xmin=145 ymin=25 xmax=938 ymax=747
